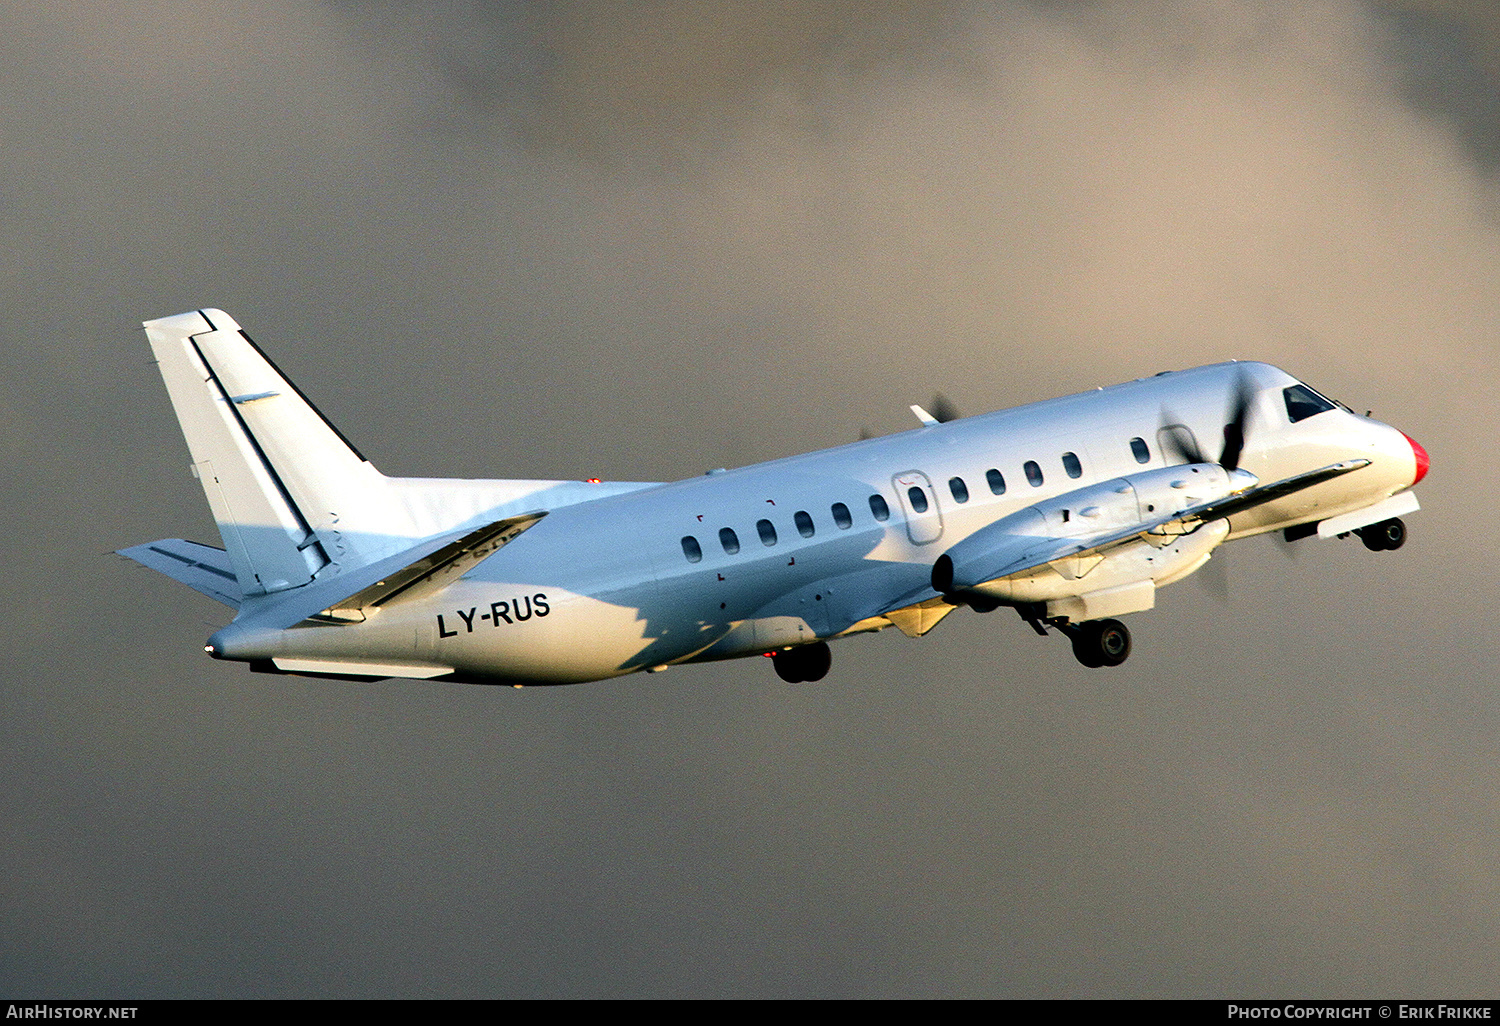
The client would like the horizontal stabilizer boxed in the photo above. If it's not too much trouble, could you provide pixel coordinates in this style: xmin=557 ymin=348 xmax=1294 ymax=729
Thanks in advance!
xmin=118 ymin=539 xmax=243 ymax=608
xmin=303 ymin=511 xmax=547 ymax=625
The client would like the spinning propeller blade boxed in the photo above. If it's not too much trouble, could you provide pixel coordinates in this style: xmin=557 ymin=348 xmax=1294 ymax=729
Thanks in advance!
xmin=1161 ymin=366 xmax=1256 ymax=470
xmin=1219 ymin=369 xmax=1254 ymax=471
xmin=1159 ymin=420 xmax=1205 ymax=464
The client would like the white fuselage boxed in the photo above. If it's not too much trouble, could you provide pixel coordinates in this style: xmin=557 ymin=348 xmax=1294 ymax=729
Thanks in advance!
xmin=211 ymin=361 xmax=1423 ymax=685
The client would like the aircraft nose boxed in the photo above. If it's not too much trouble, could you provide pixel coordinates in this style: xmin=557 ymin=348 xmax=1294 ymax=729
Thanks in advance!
xmin=1403 ymin=432 xmax=1429 ymax=485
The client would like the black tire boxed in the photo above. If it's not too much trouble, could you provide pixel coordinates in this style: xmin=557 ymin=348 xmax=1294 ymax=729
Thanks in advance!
xmin=1095 ymin=619 xmax=1132 ymax=666
xmin=1373 ymin=518 xmax=1406 ymax=551
xmin=772 ymin=651 xmax=804 ymax=683
xmin=772 ymin=642 xmax=832 ymax=683
xmin=801 ymin=642 xmax=832 ymax=682
xmin=1072 ymin=626 xmax=1104 ymax=668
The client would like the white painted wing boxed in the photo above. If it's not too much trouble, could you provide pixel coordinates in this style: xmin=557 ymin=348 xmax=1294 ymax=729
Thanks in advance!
xmin=948 ymin=460 xmax=1371 ymax=589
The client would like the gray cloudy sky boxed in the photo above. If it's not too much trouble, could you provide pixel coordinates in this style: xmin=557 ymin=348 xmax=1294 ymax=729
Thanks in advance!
xmin=5 ymin=0 xmax=1500 ymax=997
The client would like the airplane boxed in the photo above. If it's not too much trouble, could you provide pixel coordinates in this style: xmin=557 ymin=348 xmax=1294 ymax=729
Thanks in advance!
xmin=119 ymin=309 xmax=1429 ymax=684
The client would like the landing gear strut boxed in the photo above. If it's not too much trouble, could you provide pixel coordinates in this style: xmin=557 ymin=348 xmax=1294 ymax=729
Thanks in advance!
xmin=772 ymin=642 xmax=832 ymax=683
xmin=1015 ymin=605 xmax=1133 ymax=668
xmin=1064 ymin=618 xmax=1132 ymax=668
xmin=1358 ymin=517 xmax=1406 ymax=551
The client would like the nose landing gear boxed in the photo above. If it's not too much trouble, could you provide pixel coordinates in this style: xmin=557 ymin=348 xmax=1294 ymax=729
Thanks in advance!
xmin=1357 ymin=517 xmax=1406 ymax=551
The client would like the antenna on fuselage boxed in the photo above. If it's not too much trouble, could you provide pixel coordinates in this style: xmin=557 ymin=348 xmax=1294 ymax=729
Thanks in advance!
xmin=910 ymin=393 xmax=961 ymax=428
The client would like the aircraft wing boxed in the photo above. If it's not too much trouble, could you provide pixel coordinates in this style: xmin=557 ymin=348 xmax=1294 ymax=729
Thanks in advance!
xmin=945 ymin=459 xmax=1370 ymax=589
xmin=1179 ymin=459 xmax=1372 ymax=527
xmin=118 ymin=539 xmax=244 ymax=609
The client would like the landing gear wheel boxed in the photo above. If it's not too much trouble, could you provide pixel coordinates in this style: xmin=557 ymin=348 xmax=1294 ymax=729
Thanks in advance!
xmin=1071 ymin=619 xmax=1131 ymax=668
xmin=1095 ymin=619 xmax=1132 ymax=666
xmin=1071 ymin=628 xmax=1104 ymax=668
xmin=772 ymin=642 xmax=832 ymax=683
xmin=1360 ymin=518 xmax=1406 ymax=552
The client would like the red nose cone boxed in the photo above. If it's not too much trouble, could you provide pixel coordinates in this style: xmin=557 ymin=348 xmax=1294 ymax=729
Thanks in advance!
xmin=1403 ymin=432 xmax=1429 ymax=485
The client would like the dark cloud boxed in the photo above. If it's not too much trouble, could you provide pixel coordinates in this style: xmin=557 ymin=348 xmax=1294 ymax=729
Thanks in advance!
xmin=4 ymin=0 xmax=1500 ymax=997
xmin=328 ymin=0 xmax=979 ymax=166
xmin=1376 ymin=0 xmax=1500 ymax=174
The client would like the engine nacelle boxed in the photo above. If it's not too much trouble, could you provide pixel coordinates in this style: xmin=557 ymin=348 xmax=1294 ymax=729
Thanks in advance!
xmin=932 ymin=464 xmax=1253 ymax=617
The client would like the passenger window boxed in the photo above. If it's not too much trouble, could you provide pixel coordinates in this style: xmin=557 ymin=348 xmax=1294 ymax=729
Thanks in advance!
xmin=831 ymin=502 xmax=852 ymax=529
xmin=1024 ymin=460 xmax=1044 ymax=487
xmin=757 ymin=519 xmax=777 ymax=546
xmin=681 ymin=536 xmax=702 ymax=563
xmin=1130 ymin=437 xmax=1150 ymax=464
xmin=907 ymin=486 xmax=929 ymax=513
xmin=1062 ymin=452 xmax=1082 ymax=479
xmin=1284 ymin=383 xmax=1336 ymax=423
xmin=986 ymin=468 xmax=1006 ymax=495
xmin=869 ymin=494 xmax=891 ymax=521
xmin=719 ymin=527 xmax=740 ymax=555
xmin=794 ymin=510 xmax=815 ymax=538
xmin=949 ymin=477 xmax=969 ymax=503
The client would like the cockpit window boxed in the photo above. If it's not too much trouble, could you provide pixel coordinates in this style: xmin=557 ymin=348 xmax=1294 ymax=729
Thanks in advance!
xmin=1283 ymin=383 xmax=1337 ymax=423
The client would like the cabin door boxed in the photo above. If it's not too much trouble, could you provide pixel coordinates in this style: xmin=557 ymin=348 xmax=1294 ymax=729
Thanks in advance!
xmin=891 ymin=470 xmax=944 ymax=545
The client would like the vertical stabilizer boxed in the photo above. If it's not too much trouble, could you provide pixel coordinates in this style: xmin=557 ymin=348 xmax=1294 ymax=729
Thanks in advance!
xmin=144 ymin=309 xmax=398 ymax=596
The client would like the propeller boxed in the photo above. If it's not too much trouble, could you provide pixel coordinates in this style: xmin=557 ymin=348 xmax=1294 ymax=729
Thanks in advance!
xmin=1158 ymin=422 xmax=1206 ymax=464
xmin=1162 ymin=367 xmax=1259 ymax=601
xmin=1161 ymin=366 xmax=1256 ymax=471
xmin=1218 ymin=369 xmax=1254 ymax=471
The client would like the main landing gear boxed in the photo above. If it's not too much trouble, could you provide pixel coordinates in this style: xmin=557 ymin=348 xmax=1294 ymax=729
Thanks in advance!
xmin=772 ymin=642 xmax=832 ymax=683
xmin=1356 ymin=517 xmax=1406 ymax=552
xmin=1017 ymin=606 xmax=1132 ymax=668
xmin=1062 ymin=618 xmax=1132 ymax=668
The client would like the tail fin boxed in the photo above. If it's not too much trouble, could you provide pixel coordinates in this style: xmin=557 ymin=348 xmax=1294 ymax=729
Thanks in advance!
xmin=144 ymin=309 xmax=406 ymax=597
